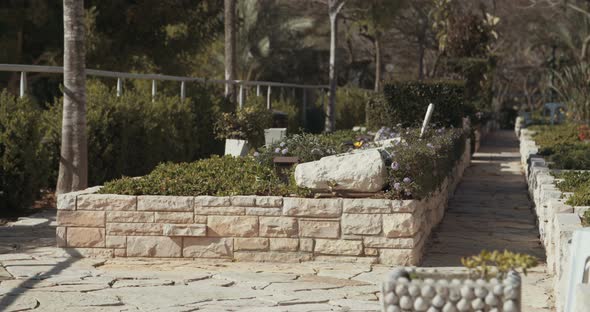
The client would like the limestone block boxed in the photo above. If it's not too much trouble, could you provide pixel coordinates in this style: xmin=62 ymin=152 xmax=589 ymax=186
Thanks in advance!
xmin=391 ymin=200 xmax=418 ymax=213
xmin=314 ymin=255 xmax=378 ymax=264
xmin=106 ymin=211 xmax=154 ymax=223
xmin=363 ymin=236 xmax=417 ymax=249
xmin=379 ymin=249 xmax=421 ymax=266
xmin=300 ymin=238 xmax=314 ymax=252
xmin=183 ymin=237 xmax=233 ymax=258
xmin=194 ymin=206 xmax=245 ymax=215
xmin=66 ymin=227 xmax=105 ymax=248
xmin=342 ymin=198 xmax=392 ymax=214
xmin=137 ymin=195 xmax=193 ymax=212
xmin=106 ymin=223 xmax=163 ymax=236
xmin=382 ymin=213 xmax=420 ymax=237
xmin=106 ymin=236 xmax=126 ymax=248
xmin=234 ymin=238 xmax=269 ymax=251
xmin=194 ymin=215 xmax=207 ymax=223
xmin=259 ymin=217 xmax=298 ymax=237
xmin=245 ymin=207 xmax=282 ymax=216
xmin=270 ymin=238 xmax=299 ymax=251
xmin=57 ymin=211 xmax=105 ymax=227
xmin=364 ymin=248 xmax=379 ymax=256
xmin=207 ymin=216 xmax=258 ymax=237
xmin=294 ymin=150 xmax=387 ymax=192
xmin=194 ymin=196 xmax=231 ymax=207
xmin=282 ymin=198 xmax=342 ymax=217
xmin=77 ymin=194 xmax=137 ymax=211
xmin=256 ymin=196 xmax=283 ymax=208
xmin=155 ymin=212 xmax=194 ymax=224
xmin=230 ymin=196 xmax=256 ymax=207
xmin=56 ymin=227 xmax=67 ymax=247
xmin=127 ymin=236 xmax=182 ymax=257
xmin=234 ymin=251 xmax=312 ymax=263
xmin=342 ymin=214 xmax=382 ymax=235
xmin=57 ymin=193 xmax=76 ymax=210
xmin=299 ymin=220 xmax=340 ymax=238
xmin=163 ymin=224 xmax=206 ymax=237
xmin=114 ymin=249 xmax=126 ymax=257
xmin=314 ymin=239 xmax=363 ymax=256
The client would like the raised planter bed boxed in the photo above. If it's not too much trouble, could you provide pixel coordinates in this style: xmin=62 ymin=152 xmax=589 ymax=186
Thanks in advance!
xmin=518 ymin=128 xmax=587 ymax=311
xmin=56 ymin=140 xmax=471 ymax=265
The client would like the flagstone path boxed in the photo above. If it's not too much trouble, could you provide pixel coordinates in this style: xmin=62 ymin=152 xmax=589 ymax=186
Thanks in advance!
xmin=0 ymin=131 xmax=554 ymax=311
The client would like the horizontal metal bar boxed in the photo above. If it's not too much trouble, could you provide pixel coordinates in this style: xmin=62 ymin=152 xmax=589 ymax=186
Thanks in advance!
xmin=0 ymin=64 xmax=329 ymax=89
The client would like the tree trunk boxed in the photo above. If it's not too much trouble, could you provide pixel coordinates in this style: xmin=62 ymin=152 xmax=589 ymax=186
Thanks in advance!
xmin=374 ymin=35 xmax=381 ymax=92
xmin=418 ymin=42 xmax=425 ymax=80
xmin=57 ymin=0 xmax=87 ymax=194
xmin=224 ymin=0 xmax=237 ymax=105
xmin=326 ymin=0 xmax=345 ymax=133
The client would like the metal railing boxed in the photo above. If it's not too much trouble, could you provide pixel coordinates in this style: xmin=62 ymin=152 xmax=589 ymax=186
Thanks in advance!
xmin=0 ymin=64 xmax=329 ymax=115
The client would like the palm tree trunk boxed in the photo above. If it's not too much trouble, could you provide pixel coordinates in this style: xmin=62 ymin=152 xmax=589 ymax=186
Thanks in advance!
xmin=57 ymin=0 xmax=87 ymax=194
xmin=224 ymin=0 xmax=237 ymax=105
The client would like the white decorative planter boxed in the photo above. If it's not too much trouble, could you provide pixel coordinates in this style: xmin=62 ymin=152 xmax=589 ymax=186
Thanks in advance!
xmin=264 ymin=128 xmax=287 ymax=146
xmin=224 ymin=139 xmax=250 ymax=157
xmin=381 ymin=268 xmax=522 ymax=312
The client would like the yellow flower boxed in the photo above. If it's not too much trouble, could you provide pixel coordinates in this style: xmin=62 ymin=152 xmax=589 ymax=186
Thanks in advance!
xmin=353 ymin=141 xmax=363 ymax=148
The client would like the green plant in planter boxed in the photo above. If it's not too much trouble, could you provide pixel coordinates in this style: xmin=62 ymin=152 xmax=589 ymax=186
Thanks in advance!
xmin=461 ymin=250 xmax=538 ymax=279
xmin=566 ymin=183 xmax=590 ymax=206
xmin=214 ymin=104 xmax=272 ymax=148
xmin=554 ymin=171 xmax=590 ymax=192
xmin=582 ymin=210 xmax=590 ymax=227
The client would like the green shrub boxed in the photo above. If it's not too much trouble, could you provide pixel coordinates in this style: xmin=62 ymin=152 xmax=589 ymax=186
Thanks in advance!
xmin=530 ymin=124 xmax=579 ymax=149
xmin=461 ymin=250 xmax=538 ymax=279
xmin=384 ymin=127 xmax=466 ymax=199
xmin=214 ymin=99 xmax=272 ymax=147
xmin=99 ymin=155 xmax=290 ymax=196
xmin=44 ymin=80 xmax=219 ymax=186
xmin=555 ymin=171 xmax=590 ymax=192
xmin=541 ymin=144 xmax=590 ymax=170
xmin=566 ymin=183 xmax=590 ymax=206
xmin=438 ymin=57 xmax=496 ymax=112
xmin=335 ymin=87 xmax=371 ymax=130
xmin=582 ymin=210 xmax=590 ymax=227
xmin=0 ymin=91 xmax=49 ymax=214
xmin=254 ymin=130 xmax=361 ymax=166
xmin=370 ymin=80 xmax=468 ymax=129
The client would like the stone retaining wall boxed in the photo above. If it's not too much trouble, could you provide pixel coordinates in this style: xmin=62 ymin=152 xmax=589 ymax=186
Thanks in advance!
xmin=56 ymin=140 xmax=471 ymax=265
xmin=518 ymin=129 xmax=587 ymax=311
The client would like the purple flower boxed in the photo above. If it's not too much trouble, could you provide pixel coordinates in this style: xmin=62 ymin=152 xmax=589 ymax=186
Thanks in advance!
xmin=391 ymin=162 xmax=400 ymax=170
xmin=405 ymin=191 xmax=412 ymax=196
xmin=427 ymin=143 xmax=434 ymax=149
xmin=403 ymin=177 xmax=412 ymax=184
xmin=279 ymin=142 xmax=286 ymax=147
xmin=274 ymin=148 xmax=281 ymax=154
xmin=281 ymin=148 xmax=289 ymax=155
xmin=253 ymin=152 xmax=260 ymax=157
xmin=394 ymin=182 xmax=401 ymax=190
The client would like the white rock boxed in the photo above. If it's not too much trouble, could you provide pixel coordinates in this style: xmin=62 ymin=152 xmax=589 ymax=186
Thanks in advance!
xmin=294 ymin=149 xmax=387 ymax=192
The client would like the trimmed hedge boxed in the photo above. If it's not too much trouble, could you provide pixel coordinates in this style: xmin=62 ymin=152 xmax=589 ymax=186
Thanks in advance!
xmin=44 ymin=80 xmax=220 ymax=187
xmin=368 ymin=80 xmax=467 ymax=129
xmin=531 ymin=124 xmax=590 ymax=170
xmin=0 ymin=91 xmax=49 ymax=213
xmin=99 ymin=156 xmax=290 ymax=196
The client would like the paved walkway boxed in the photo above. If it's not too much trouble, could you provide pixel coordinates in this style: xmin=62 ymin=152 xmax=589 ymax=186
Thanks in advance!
xmin=0 ymin=131 xmax=554 ymax=311
xmin=423 ymin=130 xmax=554 ymax=311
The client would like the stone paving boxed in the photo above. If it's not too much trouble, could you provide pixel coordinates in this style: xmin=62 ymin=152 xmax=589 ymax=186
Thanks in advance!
xmin=423 ymin=130 xmax=554 ymax=311
xmin=0 ymin=131 xmax=554 ymax=311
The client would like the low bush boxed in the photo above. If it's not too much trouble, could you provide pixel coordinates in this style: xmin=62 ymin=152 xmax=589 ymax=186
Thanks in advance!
xmin=554 ymin=171 xmax=590 ymax=192
xmin=335 ymin=87 xmax=371 ymax=130
xmin=369 ymin=80 xmax=468 ymax=129
xmin=530 ymin=124 xmax=579 ymax=149
xmin=0 ymin=91 xmax=49 ymax=213
xmin=566 ymin=184 xmax=590 ymax=207
xmin=44 ymin=80 xmax=219 ymax=187
xmin=99 ymin=156 xmax=290 ymax=196
xmin=384 ymin=127 xmax=466 ymax=199
xmin=214 ymin=99 xmax=272 ymax=148
xmin=530 ymin=124 xmax=590 ymax=170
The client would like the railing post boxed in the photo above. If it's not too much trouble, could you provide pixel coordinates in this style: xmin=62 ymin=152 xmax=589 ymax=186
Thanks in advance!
xmin=19 ymin=72 xmax=27 ymax=98
xmin=116 ymin=78 xmax=122 ymax=97
xmin=267 ymin=85 xmax=272 ymax=110
xmin=151 ymin=80 xmax=157 ymax=102
xmin=302 ymin=88 xmax=307 ymax=128
xmin=180 ymin=81 xmax=186 ymax=101
xmin=238 ymin=83 xmax=244 ymax=109
xmin=256 ymin=85 xmax=260 ymax=97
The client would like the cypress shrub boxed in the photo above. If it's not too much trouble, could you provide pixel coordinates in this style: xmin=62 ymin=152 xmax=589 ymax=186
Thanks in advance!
xmin=0 ymin=91 xmax=49 ymax=214
xmin=368 ymin=80 xmax=468 ymax=129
